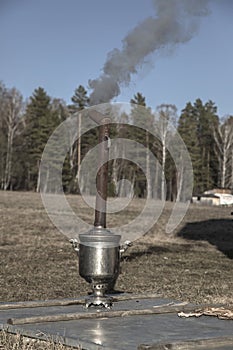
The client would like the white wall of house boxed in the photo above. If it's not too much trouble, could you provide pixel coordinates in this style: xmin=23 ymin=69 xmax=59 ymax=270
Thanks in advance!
xmin=215 ymin=194 xmax=233 ymax=206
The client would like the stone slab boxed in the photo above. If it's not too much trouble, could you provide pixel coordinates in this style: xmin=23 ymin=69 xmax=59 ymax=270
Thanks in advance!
xmin=0 ymin=296 xmax=233 ymax=349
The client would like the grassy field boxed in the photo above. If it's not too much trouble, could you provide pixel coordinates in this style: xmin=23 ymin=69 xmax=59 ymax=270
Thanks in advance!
xmin=0 ymin=191 xmax=233 ymax=349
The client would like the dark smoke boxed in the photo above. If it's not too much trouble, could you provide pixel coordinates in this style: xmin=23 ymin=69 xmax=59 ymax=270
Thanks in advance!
xmin=89 ymin=0 xmax=210 ymax=105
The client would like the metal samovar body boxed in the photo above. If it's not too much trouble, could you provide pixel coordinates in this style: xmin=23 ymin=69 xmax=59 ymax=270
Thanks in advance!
xmin=79 ymin=228 xmax=121 ymax=307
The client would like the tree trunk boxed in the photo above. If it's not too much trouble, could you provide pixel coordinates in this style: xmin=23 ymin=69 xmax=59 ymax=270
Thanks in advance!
xmin=76 ymin=113 xmax=82 ymax=186
xmin=146 ymin=131 xmax=152 ymax=199
xmin=42 ymin=167 xmax=49 ymax=193
xmin=36 ymin=160 xmax=41 ymax=193
xmin=4 ymin=129 xmax=14 ymax=190
xmin=231 ymin=151 xmax=233 ymax=191
xmin=176 ymin=154 xmax=184 ymax=202
xmin=207 ymin=149 xmax=210 ymax=189
xmin=221 ymin=152 xmax=226 ymax=188
xmin=161 ymin=138 xmax=166 ymax=201
xmin=154 ymin=158 xmax=160 ymax=199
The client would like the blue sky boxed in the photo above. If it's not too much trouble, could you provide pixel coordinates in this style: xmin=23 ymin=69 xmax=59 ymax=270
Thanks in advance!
xmin=0 ymin=0 xmax=233 ymax=117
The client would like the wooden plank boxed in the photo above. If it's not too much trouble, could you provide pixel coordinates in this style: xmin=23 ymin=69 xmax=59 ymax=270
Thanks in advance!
xmin=0 ymin=298 xmax=85 ymax=310
xmin=7 ymin=302 xmax=194 ymax=325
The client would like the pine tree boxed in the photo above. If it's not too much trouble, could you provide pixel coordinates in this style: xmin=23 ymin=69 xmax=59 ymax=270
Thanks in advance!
xmin=69 ymin=85 xmax=89 ymax=113
xmin=67 ymin=85 xmax=90 ymax=192
xmin=130 ymin=92 xmax=146 ymax=108
xmin=178 ymin=99 xmax=219 ymax=194
xmin=23 ymin=87 xmax=59 ymax=191
xmin=130 ymin=93 xmax=154 ymax=198
xmin=178 ymin=102 xmax=202 ymax=194
xmin=50 ymin=98 xmax=72 ymax=193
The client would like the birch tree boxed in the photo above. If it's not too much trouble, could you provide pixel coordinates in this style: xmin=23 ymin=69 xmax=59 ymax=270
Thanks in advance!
xmin=2 ymin=87 xmax=24 ymax=190
xmin=156 ymin=104 xmax=177 ymax=201
xmin=213 ymin=116 xmax=233 ymax=188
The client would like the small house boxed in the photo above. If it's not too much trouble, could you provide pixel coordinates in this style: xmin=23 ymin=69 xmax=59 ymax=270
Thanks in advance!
xmin=192 ymin=188 xmax=233 ymax=206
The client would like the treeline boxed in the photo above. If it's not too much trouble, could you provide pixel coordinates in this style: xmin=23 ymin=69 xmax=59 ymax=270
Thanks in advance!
xmin=0 ymin=81 xmax=232 ymax=198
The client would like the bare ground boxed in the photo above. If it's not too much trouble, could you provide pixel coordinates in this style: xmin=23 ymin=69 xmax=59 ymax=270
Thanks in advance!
xmin=0 ymin=191 xmax=233 ymax=349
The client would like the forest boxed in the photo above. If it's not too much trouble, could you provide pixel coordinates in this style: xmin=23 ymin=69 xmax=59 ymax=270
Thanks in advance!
xmin=0 ymin=81 xmax=232 ymax=199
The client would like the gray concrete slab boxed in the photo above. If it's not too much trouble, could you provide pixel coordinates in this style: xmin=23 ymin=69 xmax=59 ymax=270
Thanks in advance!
xmin=0 ymin=296 xmax=233 ymax=350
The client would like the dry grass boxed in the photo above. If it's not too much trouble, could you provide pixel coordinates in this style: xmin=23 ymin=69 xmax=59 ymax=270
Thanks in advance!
xmin=0 ymin=191 xmax=233 ymax=348
xmin=0 ymin=329 xmax=78 ymax=349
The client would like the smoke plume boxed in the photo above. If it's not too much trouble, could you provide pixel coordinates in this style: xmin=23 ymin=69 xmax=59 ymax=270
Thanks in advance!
xmin=89 ymin=0 xmax=210 ymax=105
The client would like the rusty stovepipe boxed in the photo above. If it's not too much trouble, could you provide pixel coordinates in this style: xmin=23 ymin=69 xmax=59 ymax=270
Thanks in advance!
xmin=88 ymin=110 xmax=111 ymax=228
